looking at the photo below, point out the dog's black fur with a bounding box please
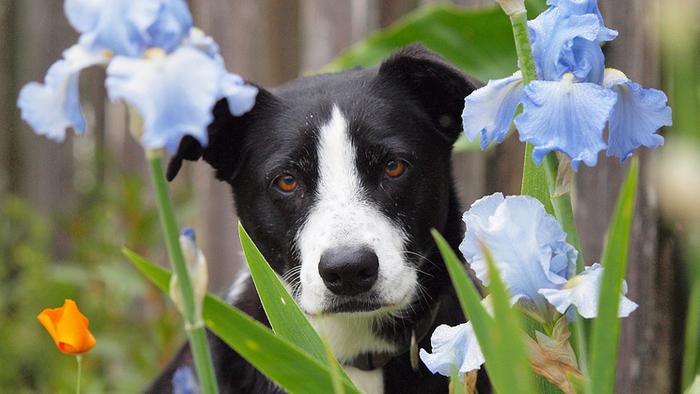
[148,45,486,393]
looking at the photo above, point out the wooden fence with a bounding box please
[0,0,681,392]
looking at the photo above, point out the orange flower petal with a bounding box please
[37,299,96,354]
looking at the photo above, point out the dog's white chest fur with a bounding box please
[344,366,384,394]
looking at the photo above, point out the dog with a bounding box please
[148,44,487,394]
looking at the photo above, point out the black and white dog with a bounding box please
[150,44,486,394]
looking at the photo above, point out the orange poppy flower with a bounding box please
[37,299,96,354]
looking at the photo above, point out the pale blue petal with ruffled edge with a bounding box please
[67,0,191,57]
[538,263,638,319]
[146,0,193,53]
[17,45,108,141]
[515,75,617,169]
[105,47,225,153]
[184,28,224,64]
[528,7,602,81]
[459,193,577,306]
[547,0,618,41]
[603,69,671,161]
[461,72,524,150]
[223,73,258,116]
[63,0,104,33]
[419,322,484,377]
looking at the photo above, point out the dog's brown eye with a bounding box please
[275,174,298,193]
[384,159,406,178]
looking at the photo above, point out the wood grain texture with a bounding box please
[577,1,681,392]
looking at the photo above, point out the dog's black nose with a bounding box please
[318,246,379,296]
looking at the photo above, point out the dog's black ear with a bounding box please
[166,88,276,182]
[377,44,481,144]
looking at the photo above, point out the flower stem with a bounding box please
[509,5,590,379]
[75,355,82,394]
[510,11,555,215]
[510,11,537,84]
[146,150,219,394]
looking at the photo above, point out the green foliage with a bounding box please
[589,158,639,394]
[124,248,361,394]
[0,172,184,393]
[432,230,536,394]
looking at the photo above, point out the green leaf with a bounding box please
[123,248,360,394]
[482,245,537,394]
[521,145,555,215]
[589,158,639,394]
[431,230,535,394]
[238,223,355,386]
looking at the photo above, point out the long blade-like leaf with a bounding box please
[123,248,360,394]
[589,158,639,394]
[482,245,536,394]
[432,229,533,394]
[238,223,355,386]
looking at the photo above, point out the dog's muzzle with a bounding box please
[318,246,379,296]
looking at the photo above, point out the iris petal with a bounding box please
[547,0,618,41]
[184,28,224,64]
[529,8,602,81]
[64,0,105,33]
[222,73,258,116]
[172,366,199,394]
[604,71,671,161]
[419,322,484,377]
[460,193,577,306]
[146,0,193,53]
[462,72,524,150]
[74,0,191,57]
[515,77,617,169]
[106,47,225,152]
[17,45,107,141]
[539,263,638,318]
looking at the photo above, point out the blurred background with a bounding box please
[1,0,698,392]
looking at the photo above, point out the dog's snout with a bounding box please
[318,246,379,296]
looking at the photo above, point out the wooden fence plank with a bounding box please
[577,1,680,392]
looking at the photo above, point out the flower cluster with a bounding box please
[462,0,672,169]
[420,193,637,376]
[18,0,257,153]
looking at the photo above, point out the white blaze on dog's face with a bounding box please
[295,106,417,315]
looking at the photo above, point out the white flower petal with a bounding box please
[460,194,577,307]
[106,47,225,152]
[539,263,638,318]
[17,45,107,141]
[419,322,484,377]
[462,72,524,149]
[515,76,617,169]
[603,69,671,161]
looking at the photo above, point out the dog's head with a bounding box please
[168,45,478,317]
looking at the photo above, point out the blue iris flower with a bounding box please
[172,366,200,394]
[64,0,192,57]
[459,193,637,318]
[18,0,257,152]
[421,193,637,376]
[462,0,671,169]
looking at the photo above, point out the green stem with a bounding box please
[75,355,82,394]
[509,6,590,380]
[510,11,554,214]
[146,150,219,394]
[510,11,537,84]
